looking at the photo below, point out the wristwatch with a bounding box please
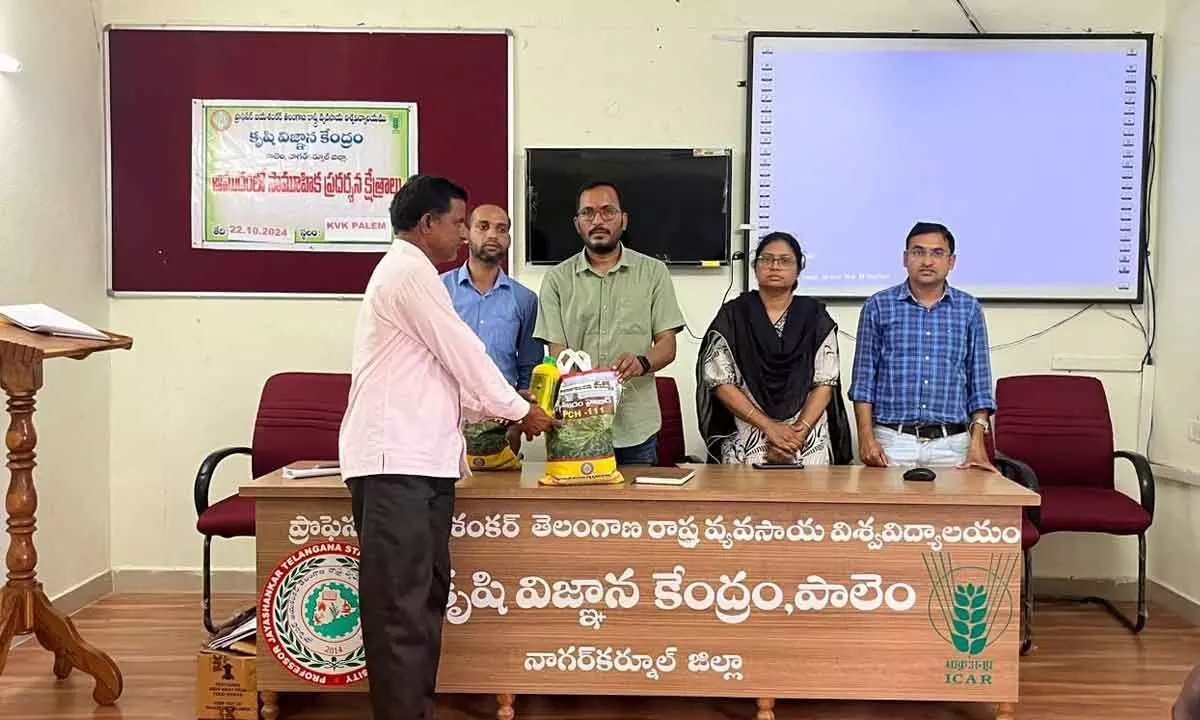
[970,418,991,434]
[637,355,651,375]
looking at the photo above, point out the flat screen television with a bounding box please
[524,148,733,266]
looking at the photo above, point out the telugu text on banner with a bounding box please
[190,99,418,252]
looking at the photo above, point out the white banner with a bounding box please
[190,99,418,252]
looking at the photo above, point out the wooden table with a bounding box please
[241,463,1039,720]
[0,321,131,704]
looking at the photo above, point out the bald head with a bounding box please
[469,204,507,226]
[467,204,511,264]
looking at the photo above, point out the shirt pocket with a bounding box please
[943,314,969,368]
[620,308,650,336]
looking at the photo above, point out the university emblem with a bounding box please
[259,542,367,686]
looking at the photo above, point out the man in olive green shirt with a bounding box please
[533,180,686,465]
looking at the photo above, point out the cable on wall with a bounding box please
[1138,75,1158,367]
[953,0,986,34]
[679,250,746,342]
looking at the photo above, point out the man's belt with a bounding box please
[879,422,967,439]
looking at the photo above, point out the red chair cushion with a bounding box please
[250,372,351,479]
[197,494,256,538]
[654,376,685,466]
[1037,486,1151,535]
[995,375,1115,490]
[1022,517,1040,549]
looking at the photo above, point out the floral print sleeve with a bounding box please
[812,328,839,386]
[700,331,741,389]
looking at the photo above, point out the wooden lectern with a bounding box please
[0,320,132,704]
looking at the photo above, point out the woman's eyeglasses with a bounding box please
[756,254,796,268]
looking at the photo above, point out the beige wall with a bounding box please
[0,0,111,599]
[1146,0,1200,605]
[92,0,1193,598]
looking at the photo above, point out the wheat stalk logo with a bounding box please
[923,552,1017,655]
[950,582,989,654]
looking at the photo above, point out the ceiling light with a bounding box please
[0,55,22,73]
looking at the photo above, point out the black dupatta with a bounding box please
[695,291,853,464]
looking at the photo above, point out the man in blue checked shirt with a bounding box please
[441,204,542,444]
[849,222,997,471]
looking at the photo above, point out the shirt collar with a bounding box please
[895,280,952,305]
[574,245,631,275]
[456,261,510,290]
[392,237,433,266]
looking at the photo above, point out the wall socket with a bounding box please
[1190,419,1200,444]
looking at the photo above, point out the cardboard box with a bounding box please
[196,649,257,720]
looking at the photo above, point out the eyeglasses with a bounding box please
[576,206,621,222]
[756,254,796,268]
[907,247,951,259]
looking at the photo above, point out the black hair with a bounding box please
[755,231,806,269]
[577,179,622,208]
[389,174,468,234]
[905,221,956,255]
[754,231,806,290]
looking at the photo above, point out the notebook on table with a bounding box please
[0,303,108,340]
[632,466,696,486]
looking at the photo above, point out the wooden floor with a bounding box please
[0,593,1195,719]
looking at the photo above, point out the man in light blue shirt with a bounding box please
[440,204,541,391]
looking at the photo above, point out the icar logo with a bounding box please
[922,552,1019,687]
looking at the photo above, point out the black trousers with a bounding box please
[347,474,456,720]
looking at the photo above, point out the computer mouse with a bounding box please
[903,467,936,482]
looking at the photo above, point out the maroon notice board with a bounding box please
[105,27,512,295]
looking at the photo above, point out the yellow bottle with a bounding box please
[528,356,561,415]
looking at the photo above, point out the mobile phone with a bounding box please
[752,462,804,470]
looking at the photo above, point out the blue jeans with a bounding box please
[615,435,658,466]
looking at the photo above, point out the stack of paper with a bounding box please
[0,304,108,340]
[206,607,256,654]
[282,463,340,479]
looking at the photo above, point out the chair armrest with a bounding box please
[994,451,1039,491]
[994,450,1041,526]
[194,446,252,516]
[1114,450,1156,519]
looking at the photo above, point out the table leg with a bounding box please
[260,690,280,720]
[0,588,19,674]
[756,697,776,720]
[996,702,1016,719]
[0,365,122,704]
[497,692,516,720]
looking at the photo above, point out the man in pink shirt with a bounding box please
[339,174,555,720]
